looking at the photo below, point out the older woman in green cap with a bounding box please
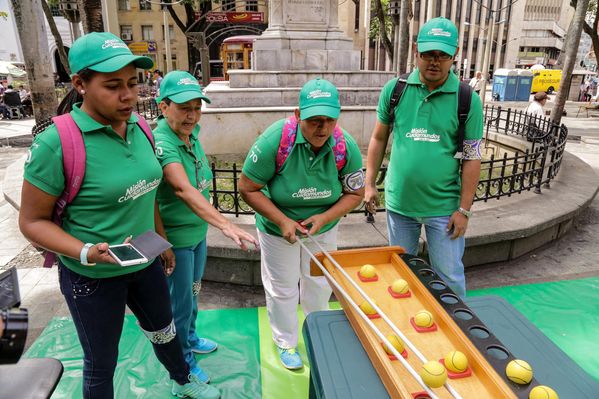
[239,78,365,370]
[154,70,258,382]
[19,33,219,399]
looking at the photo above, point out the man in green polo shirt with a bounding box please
[239,78,364,370]
[365,17,483,298]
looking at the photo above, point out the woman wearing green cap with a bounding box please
[153,70,258,382]
[19,32,219,399]
[239,78,365,370]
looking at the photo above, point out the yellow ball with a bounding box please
[383,334,405,355]
[506,359,533,384]
[391,278,409,294]
[419,360,447,388]
[529,385,559,399]
[359,300,377,315]
[444,350,468,373]
[359,264,377,278]
[414,310,434,328]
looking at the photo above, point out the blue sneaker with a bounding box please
[171,374,220,399]
[190,365,210,384]
[190,338,218,354]
[277,347,303,370]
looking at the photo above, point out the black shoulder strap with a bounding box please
[388,73,411,129]
[454,82,472,160]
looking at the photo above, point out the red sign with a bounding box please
[206,12,264,23]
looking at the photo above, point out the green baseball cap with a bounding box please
[417,17,459,57]
[69,32,154,75]
[299,78,341,120]
[156,70,211,104]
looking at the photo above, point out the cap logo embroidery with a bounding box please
[101,39,128,50]
[307,89,331,99]
[428,28,451,37]
[177,78,199,86]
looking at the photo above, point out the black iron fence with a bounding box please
[135,98,161,121]
[29,99,570,216]
[477,105,567,201]
[204,105,568,216]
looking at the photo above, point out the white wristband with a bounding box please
[80,243,96,266]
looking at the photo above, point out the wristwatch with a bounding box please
[457,207,473,218]
[80,243,96,266]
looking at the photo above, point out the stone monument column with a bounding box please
[252,0,362,70]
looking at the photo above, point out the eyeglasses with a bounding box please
[419,51,453,61]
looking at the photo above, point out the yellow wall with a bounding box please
[111,0,190,72]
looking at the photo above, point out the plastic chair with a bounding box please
[0,358,64,399]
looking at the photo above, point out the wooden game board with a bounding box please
[311,246,527,399]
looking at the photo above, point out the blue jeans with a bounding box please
[167,240,207,369]
[386,210,466,297]
[58,259,189,399]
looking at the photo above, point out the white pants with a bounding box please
[258,227,338,349]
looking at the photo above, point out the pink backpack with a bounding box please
[275,116,346,173]
[42,112,154,267]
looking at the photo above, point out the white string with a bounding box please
[297,239,441,399]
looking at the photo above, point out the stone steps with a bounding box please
[204,83,388,108]
[227,70,396,88]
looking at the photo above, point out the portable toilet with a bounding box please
[492,69,518,101]
[504,70,519,101]
[492,69,509,101]
[515,69,533,101]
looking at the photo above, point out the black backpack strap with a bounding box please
[454,82,472,160]
[388,73,411,129]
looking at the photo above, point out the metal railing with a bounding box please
[204,105,568,216]
[477,105,567,201]
[135,98,161,121]
[34,100,566,216]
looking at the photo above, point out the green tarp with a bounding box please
[25,278,599,398]
[26,308,261,398]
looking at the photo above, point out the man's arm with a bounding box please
[364,121,391,213]
[447,159,481,239]
[460,159,481,211]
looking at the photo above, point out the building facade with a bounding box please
[362,0,573,78]
[103,0,269,79]
[103,0,190,74]
[338,0,369,68]
[508,0,572,68]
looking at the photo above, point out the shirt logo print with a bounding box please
[405,128,440,143]
[118,178,161,203]
[291,187,332,200]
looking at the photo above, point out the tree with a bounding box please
[371,0,394,63]
[551,0,591,123]
[572,0,599,69]
[41,0,71,75]
[164,0,213,73]
[9,0,58,122]
[397,1,413,74]
[77,0,104,33]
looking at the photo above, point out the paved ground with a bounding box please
[2,103,599,351]
[0,146,29,265]
[466,139,599,288]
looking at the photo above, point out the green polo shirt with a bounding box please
[242,119,363,236]
[377,69,483,217]
[24,104,162,278]
[154,118,212,249]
